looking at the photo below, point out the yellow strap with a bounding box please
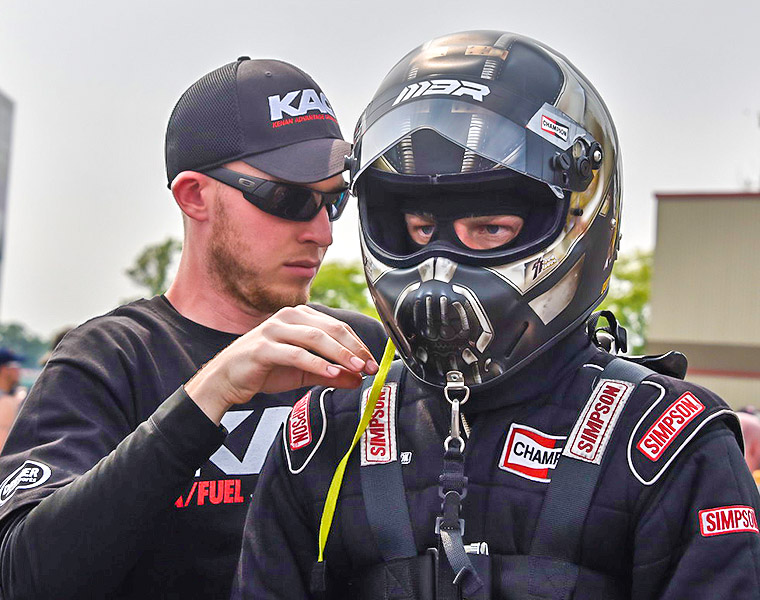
[317,338,397,562]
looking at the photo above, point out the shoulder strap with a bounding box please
[359,360,417,561]
[530,357,653,561]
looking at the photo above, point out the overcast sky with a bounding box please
[1,0,758,338]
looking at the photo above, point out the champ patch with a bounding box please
[360,383,398,466]
[499,423,565,483]
[564,378,634,464]
[636,392,705,461]
[0,460,51,505]
[699,506,759,537]
[289,391,312,451]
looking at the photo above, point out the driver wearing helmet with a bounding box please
[232,31,760,600]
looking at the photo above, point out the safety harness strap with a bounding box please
[360,361,418,561]
[436,434,485,600]
[311,339,397,595]
[530,357,652,562]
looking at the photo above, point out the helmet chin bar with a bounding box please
[395,277,495,385]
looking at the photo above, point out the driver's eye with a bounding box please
[404,213,437,245]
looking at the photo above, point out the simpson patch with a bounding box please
[700,506,759,537]
[289,391,313,451]
[563,378,634,465]
[284,388,329,474]
[636,392,705,461]
[628,382,736,486]
[360,383,398,466]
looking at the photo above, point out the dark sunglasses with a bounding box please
[203,167,349,222]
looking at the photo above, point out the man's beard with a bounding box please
[207,200,312,315]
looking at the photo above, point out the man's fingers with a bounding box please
[275,306,371,352]
[265,309,379,373]
[301,370,363,390]
[273,324,377,374]
[263,343,354,382]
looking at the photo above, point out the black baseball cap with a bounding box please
[165,57,351,186]
[0,348,23,367]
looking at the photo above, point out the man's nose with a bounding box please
[298,206,333,246]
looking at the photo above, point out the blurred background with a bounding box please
[0,0,758,403]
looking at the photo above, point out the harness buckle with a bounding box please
[435,516,465,536]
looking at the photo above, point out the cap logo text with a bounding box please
[392,79,491,106]
[700,506,759,537]
[268,89,336,121]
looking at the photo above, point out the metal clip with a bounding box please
[444,370,470,405]
[464,542,489,555]
[443,370,469,452]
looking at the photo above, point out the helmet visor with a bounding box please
[352,97,599,195]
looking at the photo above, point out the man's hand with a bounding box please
[184,305,380,424]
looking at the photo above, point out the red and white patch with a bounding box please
[540,114,569,142]
[636,392,705,461]
[699,506,759,537]
[289,391,312,451]
[564,379,634,464]
[360,383,398,466]
[499,423,565,483]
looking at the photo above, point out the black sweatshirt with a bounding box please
[0,296,387,599]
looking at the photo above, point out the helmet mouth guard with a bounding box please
[358,165,570,269]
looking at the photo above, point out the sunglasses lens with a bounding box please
[257,186,317,221]
[264,187,349,222]
[327,191,349,221]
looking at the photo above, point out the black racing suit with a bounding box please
[234,327,760,599]
[0,295,387,600]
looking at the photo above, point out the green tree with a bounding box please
[310,261,379,319]
[126,237,182,297]
[597,249,653,354]
[0,322,48,367]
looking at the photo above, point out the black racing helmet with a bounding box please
[352,30,622,390]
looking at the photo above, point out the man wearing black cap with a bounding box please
[0,58,386,599]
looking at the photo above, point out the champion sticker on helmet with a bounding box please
[541,115,569,142]
[499,423,565,483]
[0,460,52,505]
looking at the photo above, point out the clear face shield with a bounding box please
[351,97,602,197]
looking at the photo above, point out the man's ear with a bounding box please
[171,171,215,222]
